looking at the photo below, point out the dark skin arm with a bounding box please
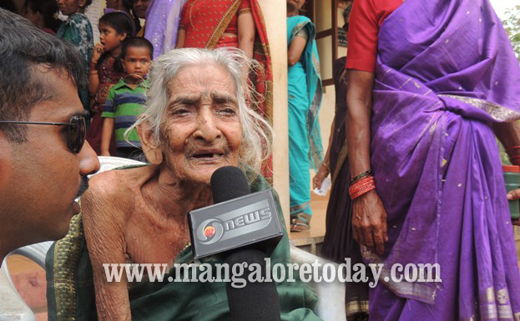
[312,119,334,189]
[345,69,388,254]
[494,122,520,225]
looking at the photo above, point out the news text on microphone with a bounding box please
[103,259,442,289]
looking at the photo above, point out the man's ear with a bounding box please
[137,121,163,165]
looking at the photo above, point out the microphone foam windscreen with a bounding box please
[211,166,251,204]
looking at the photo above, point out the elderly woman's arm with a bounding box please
[494,122,520,161]
[82,174,132,321]
[237,11,255,59]
[346,69,388,254]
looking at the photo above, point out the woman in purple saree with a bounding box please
[346,0,520,319]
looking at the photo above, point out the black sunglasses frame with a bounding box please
[0,115,86,154]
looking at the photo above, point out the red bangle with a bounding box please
[350,182,376,199]
[510,155,520,165]
[506,146,520,154]
[349,176,376,199]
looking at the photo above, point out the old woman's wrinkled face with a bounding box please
[161,64,243,184]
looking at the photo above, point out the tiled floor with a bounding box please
[289,191,329,240]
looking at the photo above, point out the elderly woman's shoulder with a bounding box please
[83,166,147,205]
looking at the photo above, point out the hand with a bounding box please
[507,189,520,225]
[352,190,388,254]
[92,43,105,65]
[312,164,329,190]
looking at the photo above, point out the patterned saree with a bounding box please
[364,0,520,319]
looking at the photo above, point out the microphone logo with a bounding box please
[197,219,225,245]
[189,190,284,259]
[204,226,215,238]
[195,202,272,245]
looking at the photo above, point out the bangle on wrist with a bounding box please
[350,169,373,186]
[506,146,520,154]
[349,176,376,199]
[506,146,520,160]
[509,154,520,165]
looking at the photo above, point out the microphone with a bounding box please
[187,166,283,321]
[188,166,284,259]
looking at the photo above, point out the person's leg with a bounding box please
[288,94,312,231]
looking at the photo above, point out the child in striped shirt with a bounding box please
[100,38,153,161]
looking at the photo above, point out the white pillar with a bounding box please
[257,0,290,231]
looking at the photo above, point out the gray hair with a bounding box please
[131,48,273,174]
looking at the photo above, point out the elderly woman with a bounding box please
[46,48,320,321]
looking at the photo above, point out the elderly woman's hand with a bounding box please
[507,189,520,226]
[352,190,388,254]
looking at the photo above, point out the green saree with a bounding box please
[46,168,321,321]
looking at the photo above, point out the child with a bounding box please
[100,38,152,161]
[22,0,62,35]
[86,11,133,155]
[56,0,93,112]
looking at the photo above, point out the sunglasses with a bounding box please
[0,115,86,154]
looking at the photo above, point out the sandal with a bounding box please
[290,213,311,232]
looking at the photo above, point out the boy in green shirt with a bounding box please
[101,38,152,161]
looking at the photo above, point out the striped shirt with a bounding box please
[102,79,148,148]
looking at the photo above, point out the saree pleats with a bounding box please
[365,0,520,319]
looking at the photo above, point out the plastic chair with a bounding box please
[290,246,347,320]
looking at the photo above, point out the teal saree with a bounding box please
[287,16,323,220]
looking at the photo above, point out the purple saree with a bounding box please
[366,0,520,319]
